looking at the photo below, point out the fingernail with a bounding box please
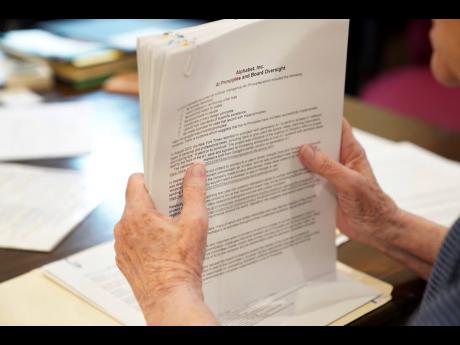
[300,144,314,161]
[192,159,206,165]
[191,162,206,177]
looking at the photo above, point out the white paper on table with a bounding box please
[335,233,349,246]
[0,101,92,161]
[352,127,399,154]
[351,129,460,228]
[1,29,105,60]
[0,163,102,251]
[373,143,460,228]
[0,88,43,107]
[43,241,381,326]
[43,242,147,326]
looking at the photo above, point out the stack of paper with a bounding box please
[138,19,355,319]
[0,101,92,161]
[0,163,102,251]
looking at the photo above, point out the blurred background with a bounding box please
[1,19,459,133]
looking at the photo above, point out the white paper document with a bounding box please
[335,233,349,247]
[138,19,351,317]
[0,101,92,161]
[43,241,382,326]
[351,128,460,229]
[0,163,102,251]
[352,127,400,154]
[0,87,43,107]
[368,142,460,228]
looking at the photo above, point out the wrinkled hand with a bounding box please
[114,162,217,325]
[298,119,400,245]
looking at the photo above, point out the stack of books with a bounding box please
[0,29,137,90]
[48,51,136,90]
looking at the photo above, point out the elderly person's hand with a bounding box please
[114,162,218,325]
[298,118,447,279]
[298,119,399,246]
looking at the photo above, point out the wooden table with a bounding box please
[1,91,459,325]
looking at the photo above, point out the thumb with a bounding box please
[180,161,208,224]
[298,144,354,189]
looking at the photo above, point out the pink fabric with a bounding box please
[360,66,460,132]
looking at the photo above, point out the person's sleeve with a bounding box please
[409,281,460,325]
[408,218,460,325]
